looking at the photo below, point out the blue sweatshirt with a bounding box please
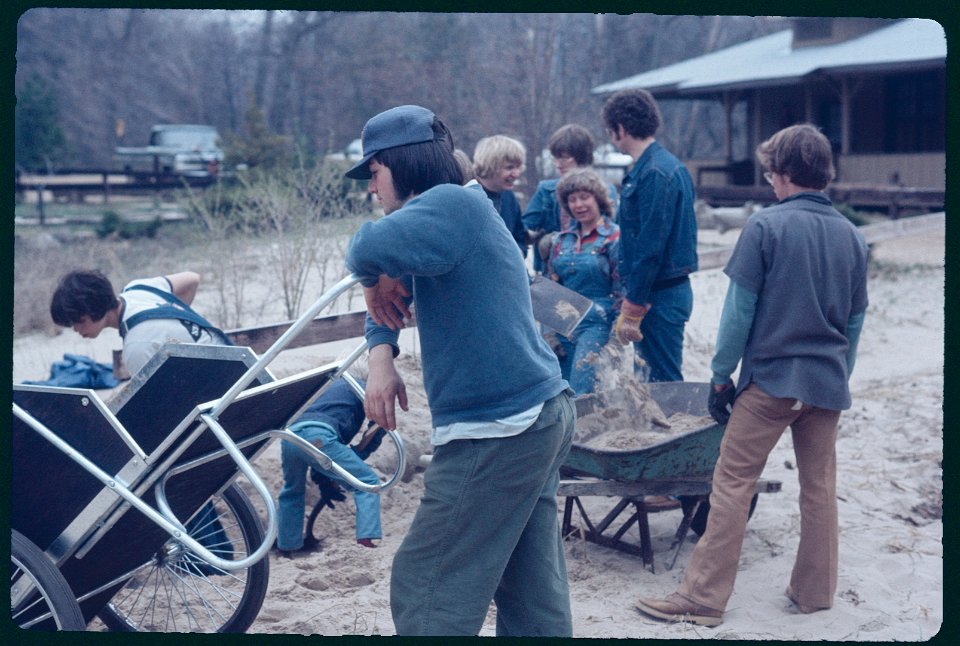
[346,182,567,427]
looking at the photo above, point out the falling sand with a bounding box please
[573,344,713,451]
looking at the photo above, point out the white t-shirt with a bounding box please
[431,402,544,447]
[120,276,216,377]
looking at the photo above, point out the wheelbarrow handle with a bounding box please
[278,340,407,494]
[209,274,363,419]
[278,426,406,494]
[150,411,278,572]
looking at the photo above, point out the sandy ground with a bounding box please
[11,227,944,639]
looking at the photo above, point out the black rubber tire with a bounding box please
[97,484,269,633]
[11,529,86,631]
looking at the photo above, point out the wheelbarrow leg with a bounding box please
[634,501,655,573]
[606,499,655,572]
[562,496,575,538]
[669,496,704,570]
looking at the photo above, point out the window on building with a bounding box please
[884,69,945,152]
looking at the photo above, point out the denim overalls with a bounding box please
[547,218,621,394]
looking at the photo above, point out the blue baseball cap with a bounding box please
[345,105,437,180]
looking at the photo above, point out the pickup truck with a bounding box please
[115,124,224,178]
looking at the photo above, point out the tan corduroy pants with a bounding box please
[677,384,841,612]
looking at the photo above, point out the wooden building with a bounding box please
[592,18,946,211]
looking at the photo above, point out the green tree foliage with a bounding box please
[15,75,67,171]
[222,102,294,173]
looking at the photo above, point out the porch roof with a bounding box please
[592,18,946,97]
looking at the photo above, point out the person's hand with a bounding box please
[364,345,408,430]
[363,275,411,330]
[707,381,736,425]
[543,330,566,359]
[614,299,649,344]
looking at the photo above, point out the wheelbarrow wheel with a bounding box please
[97,484,269,633]
[680,494,759,537]
[11,529,86,631]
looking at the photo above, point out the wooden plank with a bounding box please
[697,211,944,272]
[226,310,371,354]
[557,477,781,498]
[858,211,944,244]
[696,183,944,211]
[223,211,945,353]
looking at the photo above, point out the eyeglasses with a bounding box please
[763,171,775,185]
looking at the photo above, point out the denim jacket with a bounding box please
[616,141,698,305]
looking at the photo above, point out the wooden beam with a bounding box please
[226,310,372,354]
[698,211,944,272]
[222,214,944,353]
[557,477,782,498]
[857,211,944,245]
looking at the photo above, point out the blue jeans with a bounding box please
[277,422,382,550]
[390,390,575,636]
[634,280,693,383]
[558,318,610,395]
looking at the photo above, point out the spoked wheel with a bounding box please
[11,529,86,631]
[97,484,269,633]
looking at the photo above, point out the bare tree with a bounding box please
[16,10,786,171]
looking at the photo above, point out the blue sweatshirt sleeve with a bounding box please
[845,310,865,375]
[346,186,482,352]
[710,278,758,385]
[359,275,412,354]
[346,185,478,282]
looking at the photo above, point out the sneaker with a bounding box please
[785,586,827,614]
[357,538,378,548]
[636,593,723,627]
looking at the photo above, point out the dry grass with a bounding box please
[13,210,371,339]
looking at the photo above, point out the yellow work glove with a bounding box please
[614,299,649,344]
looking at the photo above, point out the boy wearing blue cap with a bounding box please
[345,105,575,637]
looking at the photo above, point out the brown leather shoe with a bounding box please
[636,592,723,627]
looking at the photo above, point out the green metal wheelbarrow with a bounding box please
[559,381,781,572]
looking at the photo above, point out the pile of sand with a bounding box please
[10,229,944,639]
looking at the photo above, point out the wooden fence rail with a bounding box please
[225,212,945,353]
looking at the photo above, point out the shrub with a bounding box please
[96,211,122,238]
[118,215,162,239]
[834,202,870,227]
[96,210,163,239]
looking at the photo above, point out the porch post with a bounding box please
[751,88,762,184]
[723,91,733,162]
[840,76,851,156]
